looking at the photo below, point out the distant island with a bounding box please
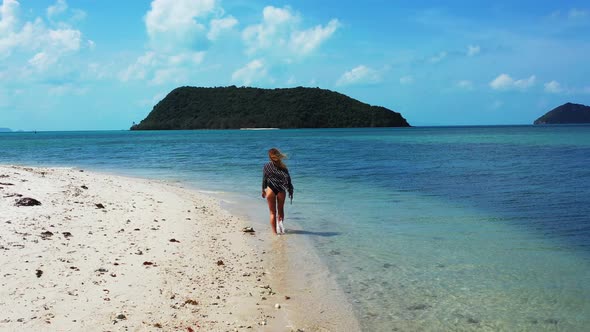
[131,86,410,130]
[0,128,12,132]
[534,103,590,125]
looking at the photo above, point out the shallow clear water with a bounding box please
[1,126,589,331]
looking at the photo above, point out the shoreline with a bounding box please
[0,165,360,331]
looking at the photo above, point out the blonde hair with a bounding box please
[268,148,287,169]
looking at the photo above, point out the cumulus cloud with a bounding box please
[47,0,67,19]
[145,0,216,52]
[119,50,205,84]
[207,16,237,40]
[467,45,480,56]
[231,59,268,86]
[399,75,414,85]
[490,73,536,90]
[123,0,239,84]
[243,6,340,58]
[0,0,19,35]
[0,0,87,75]
[544,80,563,93]
[289,19,340,56]
[336,65,381,86]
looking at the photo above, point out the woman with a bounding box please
[262,148,294,235]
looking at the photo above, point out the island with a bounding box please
[534,102,590,125]
[130,86,410,130]
[0,128,12,132]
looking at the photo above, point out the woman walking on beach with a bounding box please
[262,148,294,235]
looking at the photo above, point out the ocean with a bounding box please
[1,126,589,331]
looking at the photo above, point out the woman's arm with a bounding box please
[262,165,268,198]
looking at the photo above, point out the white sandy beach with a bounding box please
[0,165,360,331]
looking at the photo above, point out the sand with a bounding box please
[0,165,360,331]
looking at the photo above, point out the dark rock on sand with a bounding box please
[36,269,43,278]
[95,203,105,209]
[15,197,41,206]
[40,231,53,239]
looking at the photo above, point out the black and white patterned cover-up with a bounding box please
[262,161,294,201]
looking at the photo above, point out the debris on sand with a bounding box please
[242,227,255,233]
[95,203,105,209]
[40,231,54,240]
[15,197,41,206]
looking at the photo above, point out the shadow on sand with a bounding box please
[285,229,341,237]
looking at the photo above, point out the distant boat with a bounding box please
[239,128,280,130]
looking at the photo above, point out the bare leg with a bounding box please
[277,191,286,222]
[265,187,278,235]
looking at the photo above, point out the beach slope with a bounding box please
[0,165,285,331]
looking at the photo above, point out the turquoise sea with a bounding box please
[1,126,589,331]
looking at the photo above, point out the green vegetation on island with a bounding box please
[534,103,590,124]
[130,86,410,130]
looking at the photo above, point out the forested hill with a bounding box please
[130,86,410,130]
[533,102,590,125]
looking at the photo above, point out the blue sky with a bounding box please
[1,0,589,130]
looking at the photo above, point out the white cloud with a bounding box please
[429,51,447,63]
[47,0,67,19]
[123,0,240,84]
[207,16,237,40]
[467,45,480,56]
[0,0,20,35]
[231,59,268,86]
[0,0,87,78]
[48,28,81,52]
[28,51,55,70]
[490,73,536,90]
[243,6,339,58]
[145,0,217,52]
[457,80,473,89]
[289,19,340,56]
[243,6,298,54]
[120,51,204,84]
[544,80,563,93]
[400,75,414,85]
[336,65,381,86]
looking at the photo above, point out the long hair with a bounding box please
[268,148,287,169]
